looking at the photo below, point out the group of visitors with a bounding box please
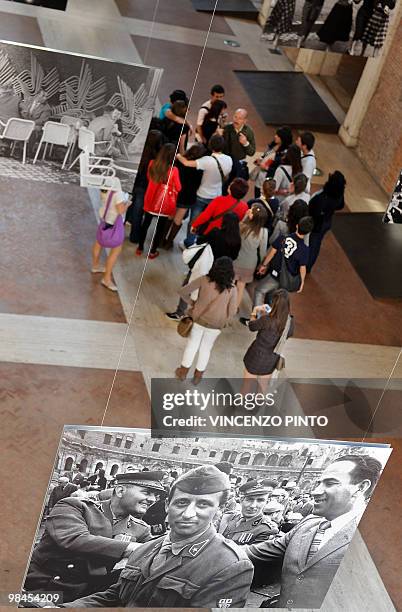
[91,83,346,382]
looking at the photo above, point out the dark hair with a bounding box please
[137,129,165,176]
[221,212,241,252]
[299,131,315,151]
[332,454,382,498]
[229,178,249,200]
[170,89,188,104]
[323,170,346,199]
[149,143,176,183]
[287,199,309,233]
[215,461,233,475]
[204,99,227,123]
[184,143,206,161]
[263,178,276,195]
[207,256,235,293]
[209,134,225,152]
[293,173,308,194]
[80,480,90,488]
[269,289,290,334]
[171,99,187,118]
[297,216,314,235]
[283,144,302,176]
[211,84,225,96]
[240,203,268,238]
[275,126,293,151]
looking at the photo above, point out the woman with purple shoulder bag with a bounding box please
[92,179,129,292]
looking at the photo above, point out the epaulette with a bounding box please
[127,515,148,528]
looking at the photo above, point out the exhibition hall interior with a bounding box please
[0,0,401,610]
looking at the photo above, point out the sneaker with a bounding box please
[165,312,182,321]
[101,280,118,292]
[240,317,250,327]
[91,266,106,273]
[135,247,143,256]
[149,251,160,260]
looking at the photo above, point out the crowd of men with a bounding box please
[23,452,382,609]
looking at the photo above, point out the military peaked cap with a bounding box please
[239,479,272,497]
[114,471,165,493]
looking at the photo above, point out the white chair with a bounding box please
[68,127,109,171]
[79,149,116,189]
[33,121,73,169]
[0,118,35,164]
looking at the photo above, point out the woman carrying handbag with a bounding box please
[175,257,238,384]
[136,143,181,259]
[92,179,128,292]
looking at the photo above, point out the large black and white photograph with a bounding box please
[22,426,391,609]
[383,169,402,223]
[261,0,396,56]
[5,0,68,10]
[0,41,162,190]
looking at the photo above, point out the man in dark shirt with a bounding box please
[254,216,313,306]
[223,108,255,188]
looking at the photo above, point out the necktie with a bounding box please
[151,541,173,572]
[307,520,332,560]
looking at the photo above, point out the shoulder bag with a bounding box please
[177,289,223,338]
[96,191,125,249]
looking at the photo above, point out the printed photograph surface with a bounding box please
[383,169,402,223]
[22,426,391,609]
[0,41,162,191]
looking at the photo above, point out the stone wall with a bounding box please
[357,19,402,195]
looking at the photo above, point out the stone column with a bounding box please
[295,49,342,76]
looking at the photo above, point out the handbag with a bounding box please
[96,191,125,249]
[152,181,178,217]
[177,290,225,338]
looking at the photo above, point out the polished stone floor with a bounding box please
[0,1,401,610]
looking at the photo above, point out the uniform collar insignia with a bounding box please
[188,539,210,557]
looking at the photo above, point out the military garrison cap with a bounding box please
[239,479,272,497]
[175,465,230,495]
[114,471,165,493]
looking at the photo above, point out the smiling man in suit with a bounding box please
[245,454,382,609]
[63,465,254,608]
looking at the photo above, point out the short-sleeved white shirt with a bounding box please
[196,99,212,127]
[196,153,233,199]
[99,190,127,225]
[301,150,316,193]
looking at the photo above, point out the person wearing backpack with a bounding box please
[296,131,316,193]
[176,134,232,246]
[165,241,214,322]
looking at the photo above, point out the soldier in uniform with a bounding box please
[217,480,278,545]
[62,465,254,608]
[24,472,165,602]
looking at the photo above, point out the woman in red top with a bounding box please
[137,143,181,259]
[191,178,249,237]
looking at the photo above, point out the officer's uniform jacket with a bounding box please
[63,525,254,608]
[24,497,152,602]
[246,515,359,609]
[218,511,278,544]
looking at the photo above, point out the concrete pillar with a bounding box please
[295,49,342,76]
[339,2,402,147]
